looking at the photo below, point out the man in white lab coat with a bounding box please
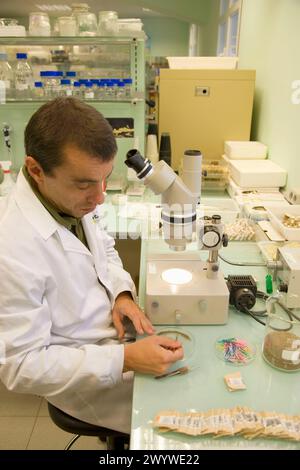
[0,98,183,434]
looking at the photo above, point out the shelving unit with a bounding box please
[0,36,145,179]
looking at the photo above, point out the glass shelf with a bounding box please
[2,98,144,104]
[0,35,145,46]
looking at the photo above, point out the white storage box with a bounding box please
[267,206,300,241]
[227,177,282,197]
[166,56,238,70]
[224,141,267,159]
[226,159,287,188]
[197,197,240,223]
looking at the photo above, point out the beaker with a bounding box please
[262,293,300,372]
[57,16,77,36]
[98,11,118,36]
[29,12,51,36]
[77,12,97,36]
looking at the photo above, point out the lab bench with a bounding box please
[130,240,300,450]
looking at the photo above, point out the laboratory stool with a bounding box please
[47,402,129,450]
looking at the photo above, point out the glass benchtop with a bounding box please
[131,240,300,450]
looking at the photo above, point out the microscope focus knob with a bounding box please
[222,233,229,247]
[202,226,221,248]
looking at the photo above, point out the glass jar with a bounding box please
[98,11,118,36]
[0,18,18,27]
[76,12,97,36]
[57,16,77,36]
[262,293,300,372]
[29,12,51,36]
[71,3,97,36]
[34,81,44,99]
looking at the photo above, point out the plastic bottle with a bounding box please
[0,160,15,196]
[14,53,33,100]
[0,52,13,100]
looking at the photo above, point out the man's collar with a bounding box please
[22,165,80,231]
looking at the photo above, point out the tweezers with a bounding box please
[155,366,189,380]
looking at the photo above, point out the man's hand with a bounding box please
[123,335,184,376]
[112,291,155,339]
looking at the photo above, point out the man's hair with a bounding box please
[25,97,117,174]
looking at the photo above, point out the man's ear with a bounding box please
[25,156,45,185]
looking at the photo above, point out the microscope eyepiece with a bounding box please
[125,149,153,179]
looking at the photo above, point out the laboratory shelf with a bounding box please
[0,35,146,46]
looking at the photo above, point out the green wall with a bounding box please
[143,17,189,57]
[138,0,210,23]
[238,0,300,192]
[201,0,220,56]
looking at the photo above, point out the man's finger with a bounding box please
[163,346,184,363]
[140,315,155,335]
[157,335,182,350]
[112,312,125,339]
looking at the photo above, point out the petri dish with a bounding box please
[215,336,256,366]
[156,327,195,371]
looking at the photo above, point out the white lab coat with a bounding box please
[0,171,136,433]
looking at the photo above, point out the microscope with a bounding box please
[125,149,229,325]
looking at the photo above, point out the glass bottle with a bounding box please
[263,293,300,372]
[72,81,82,98]
[40,71,63,98]
[14,53,33,100]
[0,52,13,100]
[84,81,94,99]
[33,81,44,99]
[59,79,73,96]
[116,80,126,100]
[65,71,76,84]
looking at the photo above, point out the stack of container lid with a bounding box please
[223,141,289,220]
[223,141,287,192]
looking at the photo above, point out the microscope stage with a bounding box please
[145,255,229,325]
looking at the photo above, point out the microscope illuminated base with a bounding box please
[145,254,229,325]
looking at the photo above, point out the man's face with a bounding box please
[28,144,114,218]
